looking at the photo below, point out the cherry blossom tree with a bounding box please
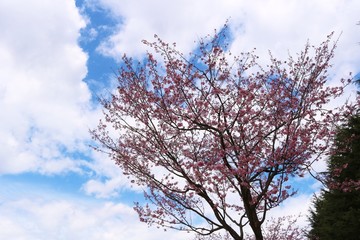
[91,27,358,239]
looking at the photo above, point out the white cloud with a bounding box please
[82,176,142,198]
[267,193,314,228]
[81,149,144,198]
[0,0,99,174]
[90,0,243,59]
[228,0,360,86]
[0,184,193,240]
[90,0,360,75]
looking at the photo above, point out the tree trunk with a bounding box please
[250,221,263,240]
[241,186,264,240]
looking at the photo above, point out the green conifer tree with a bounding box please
[308,81,360,239]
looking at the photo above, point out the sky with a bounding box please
[0,0,359,239]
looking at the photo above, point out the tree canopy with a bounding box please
[92,28,358,240]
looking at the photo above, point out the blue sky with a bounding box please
[0,0,359,239]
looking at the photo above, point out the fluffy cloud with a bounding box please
[90,0,360,73]
[0,178,313,239]
[0,0,96,174]
[88,0,242,59]
[0,185,192,240]
[228,0,360,83]
[267,193,314,227]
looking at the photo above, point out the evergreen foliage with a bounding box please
[308,82,360,240]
